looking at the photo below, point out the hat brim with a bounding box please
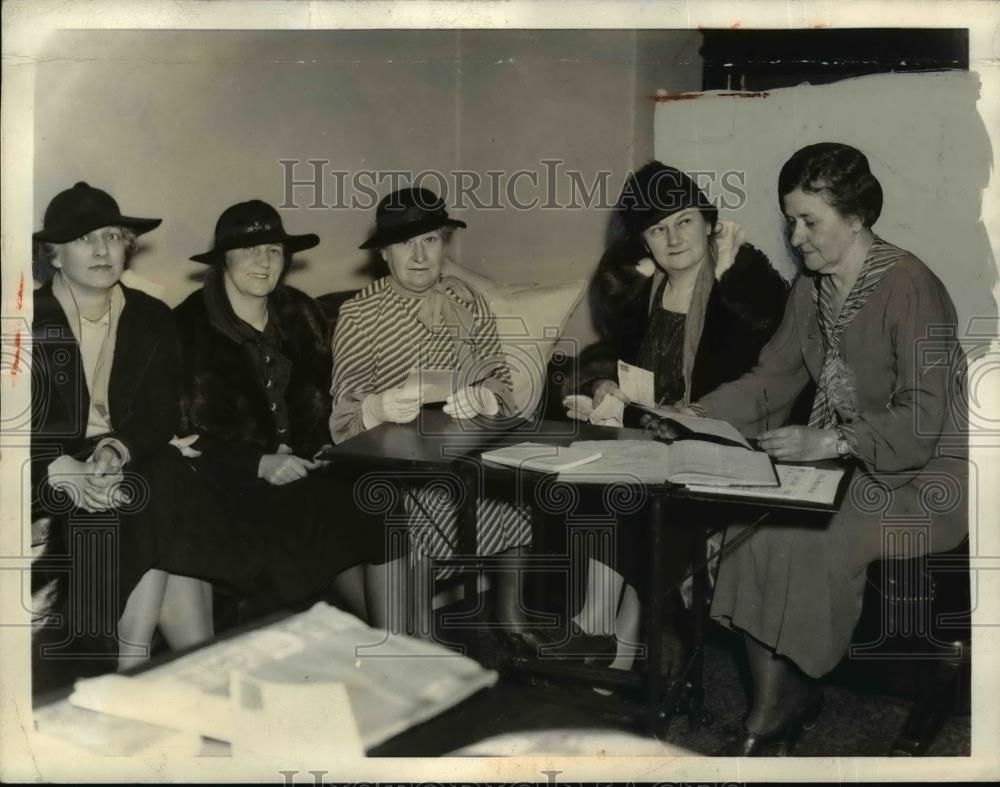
[359,216,466,250]
[33,215,162,244]
[190,230,320,265]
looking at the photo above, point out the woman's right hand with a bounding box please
[258,450,322,486]
[592,379,630,408]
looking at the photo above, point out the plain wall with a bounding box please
[33,29,703,349]
[654,71,997,336]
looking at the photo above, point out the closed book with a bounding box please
[481,443,602,473]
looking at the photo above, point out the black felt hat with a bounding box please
[190,200,319,264]
[359,187,467,250]
[33,182,161,243]
[619,161,716,238]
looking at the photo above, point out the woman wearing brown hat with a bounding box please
[557,162,789,676]
[174,200,395,625]
[330,187,533,642]
[31,182,225,672]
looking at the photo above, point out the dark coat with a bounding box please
[173,275,333,493]
[173,276,385,604]
[572,239,790,404]
[30,282,180,514]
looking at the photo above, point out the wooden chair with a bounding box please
[850,536,971,755]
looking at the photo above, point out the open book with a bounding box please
[632,408,752,449]
[481,442,603,473]
[557,439,778,487]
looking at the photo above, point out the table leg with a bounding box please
[687,524,711,728]
[645,495,665,734]
[455,460,482,647]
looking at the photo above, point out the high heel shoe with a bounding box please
[716,691,824,757]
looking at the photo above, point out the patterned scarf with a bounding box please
[808,236,905,428]
[647,242,718,406]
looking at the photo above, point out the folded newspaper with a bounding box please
[37,602,497,756]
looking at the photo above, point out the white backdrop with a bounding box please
[655,71,997,336]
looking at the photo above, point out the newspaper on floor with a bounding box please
[36,602,497,756]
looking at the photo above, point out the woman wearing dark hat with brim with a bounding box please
[31,182,225,672]
[330,187,534,641]
[174,199,395,626]
[555,162,789,677]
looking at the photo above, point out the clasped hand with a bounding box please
[757,426,838,462]
[52,445,129,512]
[258,444,327,486]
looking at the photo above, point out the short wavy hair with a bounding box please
[32,226,139,284]
[778,142,884,228]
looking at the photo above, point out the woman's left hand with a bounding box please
[444,386,500,420]
[757,426,838,462]
[713,221,747,280]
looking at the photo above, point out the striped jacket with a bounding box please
[329,275,513,443]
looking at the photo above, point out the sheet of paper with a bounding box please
[403,368,457,403]
[686,464,844,505]
[617,360,655,407]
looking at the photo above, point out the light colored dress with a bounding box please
[330,275,532,574]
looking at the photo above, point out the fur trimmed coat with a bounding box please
[571,238,790,404]
[173,272,387,604]
[174,273,333,492]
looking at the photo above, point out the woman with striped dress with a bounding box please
[330,187,533,641]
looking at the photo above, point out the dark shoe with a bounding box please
[514,621,616,660]
[716,691,824,757]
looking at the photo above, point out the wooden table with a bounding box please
[322,408,854,734]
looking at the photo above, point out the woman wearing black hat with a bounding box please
[330,187,533,640]
[31,182,224,671]
[559,162,789,675]
[174,200,394,624]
